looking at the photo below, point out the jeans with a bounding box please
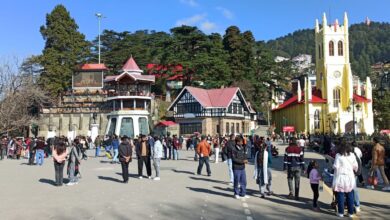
[311,183,319,208]
[112,149,119,162]
[95,145,100,157]
[197,157,211,175]
[153,158,161,177]
[354,176,360,207]
[121,161,130,182]
[369,165,390,186]
[234,169,247,196]
[337,191,354,215]
[138,156,152,177]
[168,146,172,159]
[0,148,5,160]
[173,149,178,160]
[54,161,65,186]
[227,158,234,183]
[69,162,78,183]
[36,150,45,166]
[194,150,198,161]
[287,166,301,197]
[163,147,167,159]
[29,150,35,165]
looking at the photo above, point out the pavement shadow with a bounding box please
[189,176,228,184]
[39,178,57,186]
[186,187,233,198]
[98,176,123,183]
[172,169,195,175]
[114,172,140,178]
[100,160,114,164]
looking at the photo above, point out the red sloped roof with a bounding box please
[122,57,141,71]
[353,94,371,103]
[185,87,240,108]
[80,63,108,70]
[156,121,177,127]
[272,91,327,111]
[104,73,155,83]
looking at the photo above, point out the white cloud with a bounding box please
[216,6,234,20]
[200,21,218,32]
[176,14,206,26]
[180,0,198,7]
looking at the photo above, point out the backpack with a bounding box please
[353,152,362,176]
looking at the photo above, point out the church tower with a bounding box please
[315,12,353,114]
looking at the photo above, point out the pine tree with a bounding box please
[38,4,90,95]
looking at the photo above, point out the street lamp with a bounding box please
[347,98,361,142]
[95,13,105,64]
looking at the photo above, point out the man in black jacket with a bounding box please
[119,136,132,183]
[230,136,249,199]
[136,135,152,179]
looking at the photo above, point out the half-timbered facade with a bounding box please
[168,86,257,136]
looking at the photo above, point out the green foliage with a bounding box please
[37,4,90,95]
[373,90,390,130]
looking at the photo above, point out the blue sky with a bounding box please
[1,0,389,59]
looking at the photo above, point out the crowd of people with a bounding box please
[1,131,389,218]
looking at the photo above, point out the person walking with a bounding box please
[367,137,390,191]
[231,136,249,199]
[1,136,7,160]
[214,136,220,163]
[112,135,120,164]
[35,137,46,166]
[223,134,236,185]
[94,135,102,158]
[152,136,163,180]
[254,141,268,198]
[172,135,180,160]
[283,137,305,200]
[52,142,67,187]
[28,138,37,165]
[196,135,211,176]
[308,160,321,211]
[332,140,358,218]
[136,135,152,179]
[193,135,200,161]
[119,136,132,183]
[66,139,83,186]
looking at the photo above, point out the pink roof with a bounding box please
[186,86,240,108]
[122,57,141,71]
[80,63,108,71]
[353,94,371,103]
[272,89,327,111]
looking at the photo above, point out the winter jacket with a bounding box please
[119,141,132,162]
[230,144,247,170]
[196,140,211,157]
[283,143,305,170]
[153,140,163,159]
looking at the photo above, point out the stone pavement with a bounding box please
[0,142,389,220]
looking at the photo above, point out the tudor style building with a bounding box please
[168,86,257,136]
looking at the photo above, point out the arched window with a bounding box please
[333,88,340,108]
[314,110,320,130]
[329,41,334,56]
[338,41,343,56]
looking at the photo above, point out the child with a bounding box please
[309,160,322,211]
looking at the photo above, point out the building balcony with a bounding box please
[107,90,152,100]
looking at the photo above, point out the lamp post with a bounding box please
[347,98,361,142]
[95,13,105,64]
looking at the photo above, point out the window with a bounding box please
[180,123,202,134]
[236,123,240,134]
[314,110,320,130]
[318,44,322,59]
[228,104,233,113]
[231,123,235,134]
[107,118,117,135]
[138,117,148,136]
[329,41,334,56]
[333,88,340,108]
[177,103,201,114]
[120,118,134,138]
[136,100,145,109]
[226,122,230,134]
[338,41,343,56]
[123,100,133,109]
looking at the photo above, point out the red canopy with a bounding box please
[156,121,177,127]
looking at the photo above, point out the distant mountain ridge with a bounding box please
[265,22,390,79]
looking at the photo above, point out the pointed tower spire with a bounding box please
[315,19,320,33]
[323,13,327,27]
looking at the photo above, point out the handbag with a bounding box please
[367,175,378,186]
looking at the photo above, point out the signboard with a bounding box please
[283,126,295,132]
[72,71,103,89]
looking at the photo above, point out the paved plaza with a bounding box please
[0,142,389,220]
